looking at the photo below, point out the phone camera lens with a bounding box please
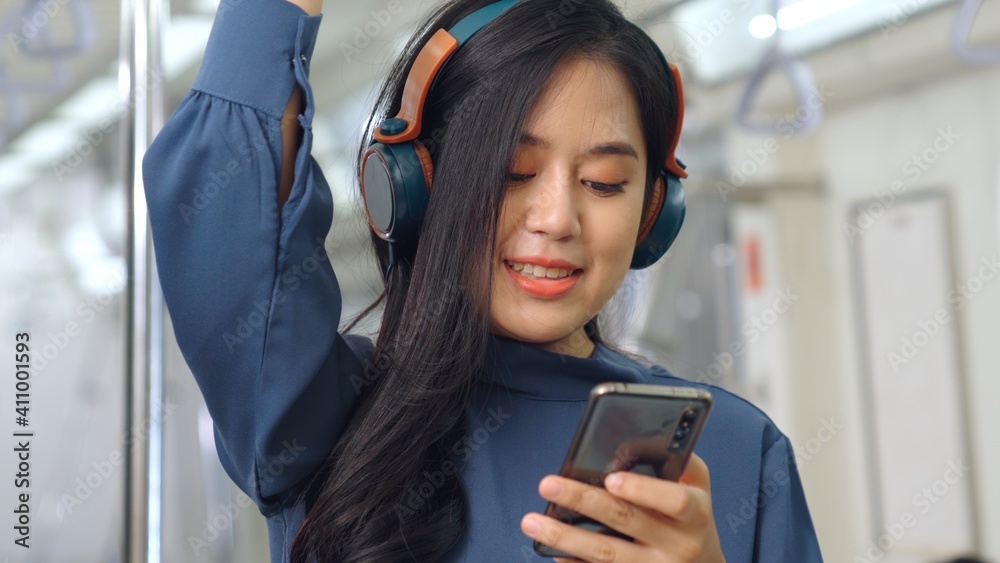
[674,429,686,440]
[682,409,697,422]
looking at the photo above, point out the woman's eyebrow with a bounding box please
[517,132,639,160]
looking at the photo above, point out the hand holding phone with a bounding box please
[532,382,713,558]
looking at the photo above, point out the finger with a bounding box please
[537,475,661,543]
[521,511,652,563]
[603,470,710,525]
[678,452,711,491]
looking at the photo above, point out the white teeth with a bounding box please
[506,261,575,280]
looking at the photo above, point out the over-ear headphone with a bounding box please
[359,0,688,282]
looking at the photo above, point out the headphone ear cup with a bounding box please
[630,171,686,270]
[360,141,431,245]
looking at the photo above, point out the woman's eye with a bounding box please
[505,173,534,185]
[504,173,626,194]
[586,181,626,195]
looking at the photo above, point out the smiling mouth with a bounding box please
[501,260,583,299]
[503,260,582,280]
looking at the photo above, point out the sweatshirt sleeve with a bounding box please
[141,0,368,514]
[753,435,825,561]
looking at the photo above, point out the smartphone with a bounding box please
[533,382,713,558]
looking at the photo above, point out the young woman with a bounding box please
[142,0,823,561]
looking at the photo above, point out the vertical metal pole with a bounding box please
[146,0,166,560]
[122,0,165,556]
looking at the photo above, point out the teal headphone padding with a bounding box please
[629,166,687,270]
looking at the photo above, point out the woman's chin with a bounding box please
[488,322,591,356]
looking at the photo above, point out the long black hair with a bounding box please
[290,0,679,560]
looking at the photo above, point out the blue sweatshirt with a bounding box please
[141,0,824,561]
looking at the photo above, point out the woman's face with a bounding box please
[488,56,648,358]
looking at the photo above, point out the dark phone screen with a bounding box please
[566,395,703,486]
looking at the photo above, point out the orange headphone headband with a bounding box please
[374,31,687,183]
[374,29,458,145]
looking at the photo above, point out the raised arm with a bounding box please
[142,0,369,512]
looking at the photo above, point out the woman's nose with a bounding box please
[522,174,582,241]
